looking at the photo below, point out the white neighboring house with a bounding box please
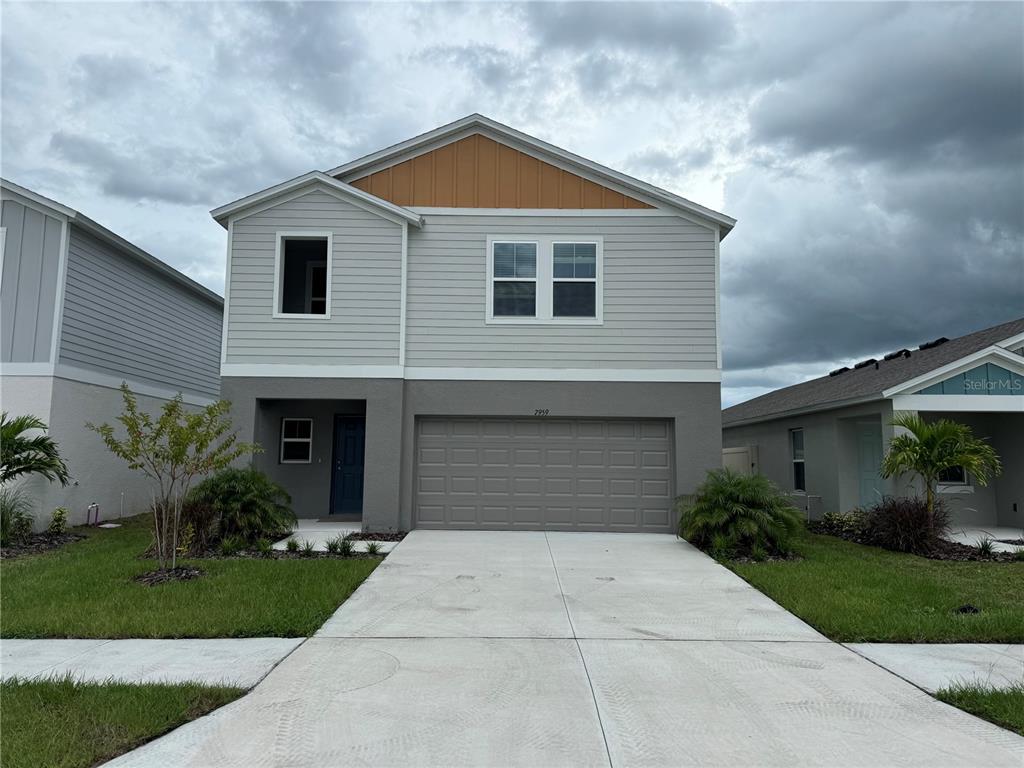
[0,179,223,527]
[723,317,1024,529]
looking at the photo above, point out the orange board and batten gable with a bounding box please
[347,134,653,209]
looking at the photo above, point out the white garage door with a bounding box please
[414,417,675,531]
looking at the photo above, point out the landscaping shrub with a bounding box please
[47,507,68,535]
[285,538,299,553]
[815,509,867,540]
[185,468,295,548]
[218,535,245,556]
[678,469,803,559]
[860,496,950,554]
[1,487,34,547]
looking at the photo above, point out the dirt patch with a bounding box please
[134,566,203,586]
[0,532,86,559]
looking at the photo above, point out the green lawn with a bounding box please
[937,682,1024,736]
[0,677,242,768]
[729,534,1024,643]
[0,516,380,638]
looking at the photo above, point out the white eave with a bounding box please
[210,171,423,229]
[1,177,223,308]
[326,114,736,238]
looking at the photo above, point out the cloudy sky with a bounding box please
[3,1,1022,406]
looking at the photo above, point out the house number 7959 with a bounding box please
[534,409,550,417]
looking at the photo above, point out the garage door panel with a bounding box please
[415,417,673,532]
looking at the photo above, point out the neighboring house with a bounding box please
[213,114,735,532]
[722,317,1024,528]
[0,179,223,526]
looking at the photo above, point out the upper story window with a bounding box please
[486,236,603,325]
[275,232,332,318]
[790,428,806,491]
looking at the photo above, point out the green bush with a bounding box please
[47,507,69,535]
[678,469,803,559]
[285,538,299,553]
[1,487,34,547]
[860,496,950,554]
[185,468,294,547]
[218,535,245,556]
[816,509,867,540]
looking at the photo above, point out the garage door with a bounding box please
[414,418,674,531]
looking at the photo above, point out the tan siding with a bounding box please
[405,214,717,369]
[226,190,403,366]
[349,134,654,209]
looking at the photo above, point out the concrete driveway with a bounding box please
[108,532,1023,767]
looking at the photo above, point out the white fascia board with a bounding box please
[220,363,720,383]
[0,178,75,220]
[890,394,1024,413]
[211,171,422,229]
[995,329,1024,350]
[326,114,736,236]
[882,346,1024,398]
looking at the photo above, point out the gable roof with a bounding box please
[1,178,222,308]
[722,316,1024,427]
[210,171,423,228]
[328,114,736,236]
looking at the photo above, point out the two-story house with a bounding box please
[1,179,223,526]
[213,115,735,532]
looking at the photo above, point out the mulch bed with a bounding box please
[134,566,203,586]
[731,553,803,564]
[997,538,1024,546]
[194,549,384,561]
[0,532,86,559]
[808,523,1020,562]
[346,531,407,542]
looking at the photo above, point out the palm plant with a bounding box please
[0,412,70,486]
[881,414,1001,523]
[678,469,803,558]
[186,467,295,544]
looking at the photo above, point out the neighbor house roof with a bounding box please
[1,178,223,308]
[328,113,736,237]
[210,171,423,229]
[723,316,1024,427]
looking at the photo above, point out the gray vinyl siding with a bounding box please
[226,189,403,366]
[58,225,222,398]
[406,214,717,368]
[1,199,64,362]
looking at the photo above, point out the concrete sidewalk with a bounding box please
[105,531,1023,767]
[848,643,1024,693]
[0,638,302,687]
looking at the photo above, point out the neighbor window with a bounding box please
[938,466,968,485]
[280,418,313,463]
[487,236,602,323]
[790,428,806,491]
[492,241,537,317]
[276,233,331,316]
[553,242,597,317]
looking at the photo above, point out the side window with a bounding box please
[280,418,313,463]
[938,466,968,485]
[492,241,537,317]
[790,428,806,491]
[277,234,331,317]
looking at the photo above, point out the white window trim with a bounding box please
[485,235,604,325]
[280,418,313,464]
[273,231,334,320]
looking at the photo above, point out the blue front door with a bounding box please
[332,416,365,515]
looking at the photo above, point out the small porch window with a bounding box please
[938,466,968,485]
[280,418,313,463]
[275,233,332,317]
[790,428,806,491]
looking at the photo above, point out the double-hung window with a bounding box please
[280,418,313,463]
[790,428,806,492]
[487,236,603,323]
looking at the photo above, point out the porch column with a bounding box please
[362,380,404,531]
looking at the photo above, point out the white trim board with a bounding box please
[890,394,1024,413]
[409,207,681,217]
[271,231,334,320]
[1,363,217,406]
[47,217,71,365]
[220,363,721,383]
